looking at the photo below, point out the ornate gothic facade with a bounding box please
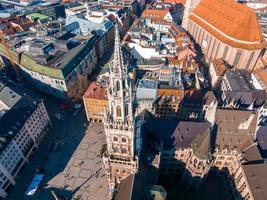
[103,24,138,193]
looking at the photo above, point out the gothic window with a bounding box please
[113,136,118,142]
[122,80,125,89]
[125,104,128,117]
[122,147,127,154]
[116,105,122,117]
[116,81,120,91]
[114,146,119,153]
[121,137,127,143]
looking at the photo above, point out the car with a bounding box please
[73,108,81,116]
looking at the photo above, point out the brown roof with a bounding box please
[242,163,267,200]
[190,0,266,50]
[242,143,263,163]
[83,81,108,100]
[215,109,258,151]
[172,121,211,150]
[157,88,184,97]
[115,174,134,200]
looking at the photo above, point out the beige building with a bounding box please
[187,0,266,71]
[0,81,51,198]
[83,81,108,123]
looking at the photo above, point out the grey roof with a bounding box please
[225,70,254,91]
[215,109,257,151]
[256,126,267,158]
[241,143,263,163]
[256,126,267,150]
[0,79,41,153]
[172,121,211,150]
[223,90,266,108]
[242,163,267,200]
[0,85,22,108]
[145,119,178,149]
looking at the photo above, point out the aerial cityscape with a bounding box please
[0,0,267,199]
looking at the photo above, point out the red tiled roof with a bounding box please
[190,0,266,50]
[83,81,108,100]
[142,9,169,20]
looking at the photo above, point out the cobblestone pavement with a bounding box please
[46,123,110,200]
[6,94,109,200]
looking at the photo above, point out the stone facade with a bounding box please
[103,24,138,193]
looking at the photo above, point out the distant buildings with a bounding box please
[0,79,51,198]
[0,31,98,98]
[83,81,108,123]
[187,0,266,71]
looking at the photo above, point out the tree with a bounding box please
[99,144,107,157]
[67,73,89,101]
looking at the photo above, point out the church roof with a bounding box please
[190,0,266,49]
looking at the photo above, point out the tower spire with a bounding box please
[112,23,126,77]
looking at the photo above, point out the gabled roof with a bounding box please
[172,121,211,150]
[142,9,169,20]
[191,126,212,160]
[242,163,267,200]
[190,0,266,49]
[215,109,258,151]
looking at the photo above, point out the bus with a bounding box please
[25,174,44,197]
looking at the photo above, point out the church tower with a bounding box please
[103,23,137,193]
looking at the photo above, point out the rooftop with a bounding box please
[83,81,108,100]
[26,12,49,21]
[0,78,40,153]
[225,69,254,91]
[215,109,257,151]
[172,121,211,151]
[242,163,267,200]
[142,9,169,20]
[137,79,158,89]
[190,0,267,49]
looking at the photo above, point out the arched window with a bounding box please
[121,137,127,143]
[125,104,128,117]
[114,146,119,153]
[116,81,120,91]
[122,147,127,154]
[116,105,122,117]
[113,136,118,142]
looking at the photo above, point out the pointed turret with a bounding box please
[111,23,126,78]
